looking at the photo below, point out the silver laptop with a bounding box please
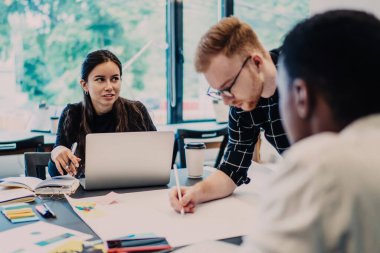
[80,131,174,190]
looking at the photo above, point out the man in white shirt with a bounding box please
[240,9,380,253]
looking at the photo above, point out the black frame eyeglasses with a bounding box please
[207,56,251,100]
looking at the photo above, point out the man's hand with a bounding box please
[169,185,202,213]
[168,170,237,213]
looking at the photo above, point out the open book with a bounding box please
[0,175,80,195]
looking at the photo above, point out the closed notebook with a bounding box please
[0,187,36,205]
[0,175,79,195]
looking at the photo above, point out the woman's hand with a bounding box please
[51,145,81,176]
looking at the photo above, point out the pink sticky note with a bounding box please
[97,191,120,205]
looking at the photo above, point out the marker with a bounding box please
[173,164,185,216]
[35,204,56,218]
[107,244,171,253]
[44,203,56,217]
[65,142,78,175]
[107,237,167,248]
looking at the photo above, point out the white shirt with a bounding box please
[240,114,380,253]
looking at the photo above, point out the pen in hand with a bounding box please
[66,142,78,176]
[173,164,185,216]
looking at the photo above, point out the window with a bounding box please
[0,0,167,125]
[235,0,309,50]
[0,0,310,129]
[182,0,219,121]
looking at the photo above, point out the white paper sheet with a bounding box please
[67,189,256,247]
[174,240,240,253]
[0,221,93,253]
[67,162,277,247]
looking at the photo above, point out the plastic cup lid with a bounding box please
[185,142,206,149]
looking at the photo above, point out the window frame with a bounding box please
[166,0,232,124]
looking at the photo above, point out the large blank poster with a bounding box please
[67,188,259,247]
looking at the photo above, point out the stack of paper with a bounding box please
[0,187,36,205]
[0,221,93,253]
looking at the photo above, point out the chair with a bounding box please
[175,127,229,169]
[0,135,45,156]
[24,152,50,180]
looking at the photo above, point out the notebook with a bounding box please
[81,131,175,190]
[0,175,79,195]
[0,187,36,205]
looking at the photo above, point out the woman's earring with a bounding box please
[84,91,89,95]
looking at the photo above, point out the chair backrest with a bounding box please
[175,127,228,168]
[24,152,51,180]
[0,135,44,156]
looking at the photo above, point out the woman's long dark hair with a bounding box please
[62,50,147,169]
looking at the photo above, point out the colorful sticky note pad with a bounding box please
[1,202,39,223]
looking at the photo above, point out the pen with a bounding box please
[173,164,185,216]
[65,142,78,175]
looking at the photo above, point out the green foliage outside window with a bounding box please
[0,0,308,124]
[0,0,165,106]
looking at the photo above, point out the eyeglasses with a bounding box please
[207,56,251,100]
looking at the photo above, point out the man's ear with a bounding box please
[251,55,263,69]
[292,78,312,119]
[80,79,88,93]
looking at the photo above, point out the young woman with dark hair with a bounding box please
[48,49,156,177]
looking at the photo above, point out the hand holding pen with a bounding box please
[169,164,200,214]
[65,142,78,176]
[51,142,81,176]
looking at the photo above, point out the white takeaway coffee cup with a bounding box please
[185,142,206,178]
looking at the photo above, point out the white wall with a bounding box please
[310,0,380,18]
